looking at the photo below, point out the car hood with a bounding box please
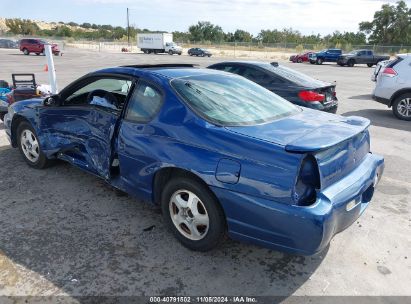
[11,98,43,109]
[224,108,370,152]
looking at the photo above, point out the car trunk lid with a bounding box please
[225,109,370,188]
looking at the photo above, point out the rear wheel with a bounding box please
[367,63,373,67]
[161,177,226,251]
[392,93,411,121]
[347,60,355,67]
[23,48,29,55]
[316,58,323,65]
[17,121,50,168]
[169,50,173,55]
[297,58,302,63]
[0,113,5,122]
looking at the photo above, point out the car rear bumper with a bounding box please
[372,94,391,107]
[211,152,384,255]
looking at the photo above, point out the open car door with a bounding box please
[39,75,134,179]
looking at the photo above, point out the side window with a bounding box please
[367,51,373,56]
[65,78,132,108]
[213,65,242,75]
[125,81,163,123]
[240,67,271,85]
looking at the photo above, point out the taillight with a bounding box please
[298,90,325,102]
[382,67,397,77]
[294,155,320,206]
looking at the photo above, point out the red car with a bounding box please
[19,38,60,56]
[289,51,314,63]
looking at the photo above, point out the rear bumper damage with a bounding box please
[212,152,384,255]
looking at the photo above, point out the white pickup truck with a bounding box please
[137,33,182,55]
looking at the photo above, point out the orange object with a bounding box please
[44,64,48,72]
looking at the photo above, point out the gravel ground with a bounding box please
[0,48,410,299]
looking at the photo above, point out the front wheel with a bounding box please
[23,48,29,55]
[17,121,50,169]
[392,93,411,121]
[347,60,355,67]
[367,63,373,67]
[161,177,226,251]
[316,58,323,65]
[297,58,302,63]
[169,50,173,55]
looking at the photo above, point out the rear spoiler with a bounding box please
[285,116,370,153]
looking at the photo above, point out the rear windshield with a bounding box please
[171,74,299,126]
[263,64,326,87]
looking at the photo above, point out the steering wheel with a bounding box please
[87,89,120,109]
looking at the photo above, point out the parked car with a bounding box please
[372,54,411,121]
[310,49,342,64]
[289,51,314,63]
[0,38,18,49]
[208,61,338,113]
[371,59,391,82]
[19,38,60,56]
[188,48,212,57]
[337,50,390,67]
[3,64,384,255]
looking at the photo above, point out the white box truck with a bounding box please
[137,33,182,55]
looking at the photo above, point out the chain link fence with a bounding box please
[1,35,410,58]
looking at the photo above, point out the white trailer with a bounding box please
[137,33,182,55]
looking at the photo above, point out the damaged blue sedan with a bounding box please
[3,64,384,254]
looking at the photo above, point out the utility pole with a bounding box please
[127,7,130,46]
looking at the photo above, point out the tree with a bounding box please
[188,21,225,42]
[5,18,40,35]
[233,29,253,42]
[359,0,411,45]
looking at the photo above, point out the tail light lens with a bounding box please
[382,67,397,77]
[294,155,321,206]
[298,90,325,102]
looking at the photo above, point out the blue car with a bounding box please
[3,64,384,254]
[310,49,343,65]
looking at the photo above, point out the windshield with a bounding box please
[349,50,358,55]
[171,74,299,126]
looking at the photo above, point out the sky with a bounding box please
[1,0,408,36]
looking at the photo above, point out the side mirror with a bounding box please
[43,95,61,107]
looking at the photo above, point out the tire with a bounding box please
[367,63,373,67]
[316,58,323,65]
[392,93,411,121]
[35,53,40,56]
[0,113,5,122]
[23,48,29,55]
[208,54,211,57]
[17,121,50,169]
[297,58,302,63]
[161,177,226,251]
[169,50,173,55]
[310,60,315,64]
[347,60,355,67]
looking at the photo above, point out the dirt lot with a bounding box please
[0,48,410,299]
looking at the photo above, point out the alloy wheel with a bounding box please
[20,129,40,163]
[169,189,210,241]
[397,97,411,118]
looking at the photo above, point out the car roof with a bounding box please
[210,60,276,68]
[94,65,229,79]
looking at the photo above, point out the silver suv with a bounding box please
[372,54,411,121]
